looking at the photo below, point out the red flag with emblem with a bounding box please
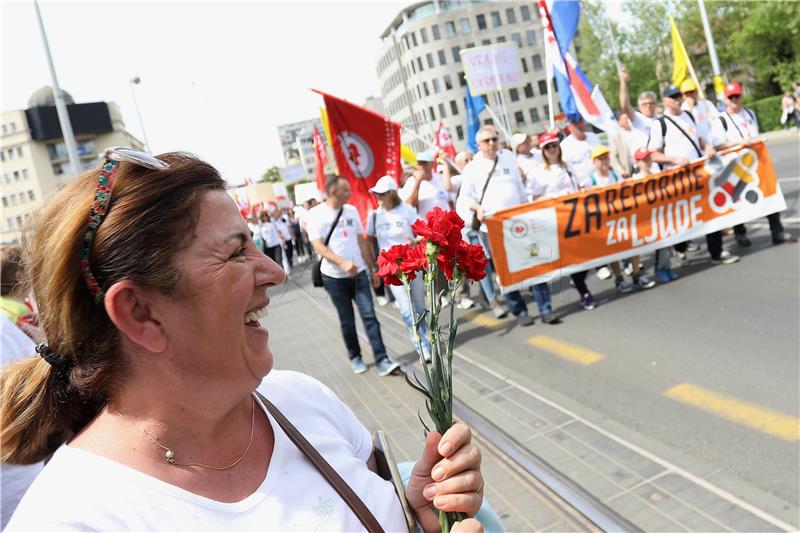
[312,126,328,194]
[312,89,402,227]
[435,121,457,160]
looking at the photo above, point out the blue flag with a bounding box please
[464,85,486,152]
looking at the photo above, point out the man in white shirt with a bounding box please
[609,111,648,178]
[619,68,658,136]
[399,151,450,217]
[306,175,400,376]
[712,82,796,246]
[459,126,540,326]
[559,118,603,186]
[512,133,542,186]
[649,84,738,266]
[680,78,717,145]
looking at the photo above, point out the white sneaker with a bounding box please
[623,262,634,276]
[457,297,475,310]
[441,296,451,307]
[376,296,389,306]
[596,266,612,280]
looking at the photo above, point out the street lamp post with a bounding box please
[129,76,151,153]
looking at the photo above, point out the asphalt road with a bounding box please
[379,135,800,523]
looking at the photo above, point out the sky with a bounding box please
[2,1,626,185]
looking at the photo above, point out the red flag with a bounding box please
[312,126,328,194]
[313,89,402,227]
[435,121,457,160]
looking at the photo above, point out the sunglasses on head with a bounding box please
[81,147,169,302]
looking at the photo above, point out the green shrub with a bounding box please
[743,95,783,132]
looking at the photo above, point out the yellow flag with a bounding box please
[319,107,334,147]
[670,16,690,87]
[400,144,417,166]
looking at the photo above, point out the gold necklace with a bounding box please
[111,395,256,471]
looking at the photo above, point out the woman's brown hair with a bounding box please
[0,245,25,297]
[0,152,225,464]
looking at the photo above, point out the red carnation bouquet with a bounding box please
[375,207,487,532]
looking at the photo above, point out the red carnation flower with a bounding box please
[376,244,408,286]
[455,241,488,282]
[400,240,428,275]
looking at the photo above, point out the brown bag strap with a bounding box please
[478,156,500,206]
[255,391,385,533]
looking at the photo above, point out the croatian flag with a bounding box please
[538,0,618,133]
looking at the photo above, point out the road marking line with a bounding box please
[664,383,800,442]
[453,351,796,531]
[467,313,507,330]
[526,336,605,365]
[778,176,800,183]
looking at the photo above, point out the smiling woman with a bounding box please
[0,149,484,532]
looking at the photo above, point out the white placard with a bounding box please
[293,182,322,204]
[461,44,523,96]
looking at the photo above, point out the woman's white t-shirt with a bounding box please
[528,163,580,199]
[366,203,419,251]
[260,221,282,248]
[304,203,367,279]
[6,371,408,532]
[399,174,450,217]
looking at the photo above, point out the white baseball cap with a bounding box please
[511,133,529,150]
[369,175,398,194]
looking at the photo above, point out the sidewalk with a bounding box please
[269,272,797,532]
[267,280,595,532]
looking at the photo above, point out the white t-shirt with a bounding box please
[619,127,649,167]
[682,99,717,144]
[6,371,407,532]
[366,203,419,251]
[458,149,527,232]
[710,108,759,147]
[631,111,655,136]
[273,218,292,242]
[1,316,44,531]
[528,162,580,199]
[399,174,450,217]
[305,203,367,278]
[516,152,543,185]
[260,221,282,248]
[647,111,703,167]
[559,132,602,184]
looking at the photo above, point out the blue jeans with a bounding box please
[468,231,498,303]
[477,231,528,317]
[322,271,388,363]
[388,279,432,357]
[530,283,552,315]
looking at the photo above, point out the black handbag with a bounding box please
[471,157,499,231]
[312,208,344,287]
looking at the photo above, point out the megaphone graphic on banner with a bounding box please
[707,149,762,214]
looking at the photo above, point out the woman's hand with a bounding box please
[406,423,483,533]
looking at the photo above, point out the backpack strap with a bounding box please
[662,114,703,158]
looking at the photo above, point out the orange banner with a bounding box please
[485,141,785,292]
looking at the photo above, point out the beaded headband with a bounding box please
[80,147,169,303]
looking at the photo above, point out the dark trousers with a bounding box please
[322,271,388,363]
[264,245,282,266]
[675,233,724,260]
[733,212,784,237]
[283,241,294,268]
[571,271,589,295]
[477,231,528,317]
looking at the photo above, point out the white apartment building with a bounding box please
[1,87,143,243]
[377,0,559,152]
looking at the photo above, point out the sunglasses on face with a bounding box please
[543,144,559,151]
[479,137,498,143]
[729,95,741,100]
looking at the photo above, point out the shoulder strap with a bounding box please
[719,115,728,131]
[745,108,756,122]
[724,112,744,139]
[662,114,703,158]
[478,157,500,206]
[255,391,385,533]
[324,208,344,246]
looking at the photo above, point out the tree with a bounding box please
[260,166,281,183]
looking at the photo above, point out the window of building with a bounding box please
[530,108,540,123]
[8,149,14,160]
[446,21,456,37]
[432,24,441,40]
[11,195,17,206]
[15,145,22,157]
[450,100,459,115]
[411,32,418,47]
[521,57,528,73]
[433,78,441,94]
[417,57,424,71]
[426,53,434,68]
[532,54,543,71]
[18,192,25,204]
[438,103,446,118]
[438,49,446,66]
[476,14,487,30]
[429,106,436,121]
[509,88,520,102]
[0,151,4,162]
[456,125,464,140]
[444,74,453,90]
[466,42,475,49]
[526,30,536,46]
[451,46,461,62]
[460,17,471,34]
[2,197,7,207]
[496,36,506,43]
[1,125,6,134]
[515,111,525,126]
[506,8,517,24]
[6,217,14,229]
[521,5,531,21]
[15,215,22,227]
[3,174,8,184]
[544,104,550,118]
[520,84,531,99]
[411,60,416,74]
[538,79,548,94]
[481,38,491,45]
[28,190,35,201]
[483,118,494,125]
[13,171,19,181]
[459,71,467,87]
[511,33,522,48]
[423,82,430,96]
[491,11,501,27]
[10,122,15,132]
[420,27,428,43]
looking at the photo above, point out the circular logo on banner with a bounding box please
[510,220,528,239]
[339,132,374,178]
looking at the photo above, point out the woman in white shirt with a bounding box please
[258,211,283,266]
[366,176,432,362]
[2,149,483,532]
[531,133,598,310]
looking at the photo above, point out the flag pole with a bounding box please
[603,16,622,72]
[697,0,725,105]
[490,58,513,136]
[483,103,513,142]
[540,5,556,130]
